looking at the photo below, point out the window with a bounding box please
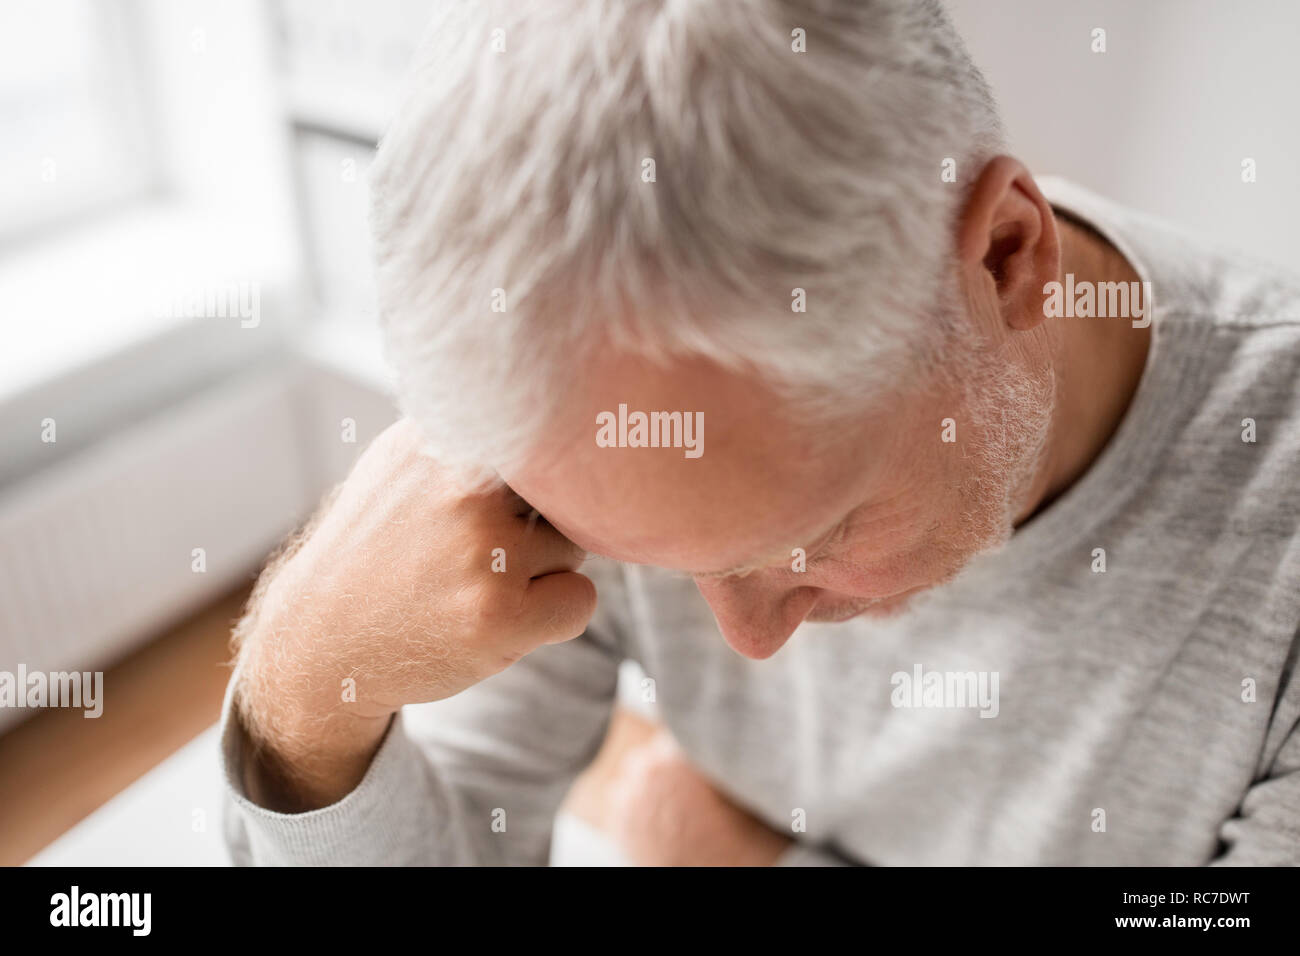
[0,0,155,242]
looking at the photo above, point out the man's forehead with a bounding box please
[503,351,876,573]
[514,464,853,576]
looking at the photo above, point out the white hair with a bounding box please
[370,0,1005,483]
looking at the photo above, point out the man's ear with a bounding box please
[956,156,1060,332]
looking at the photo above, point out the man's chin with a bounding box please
[806,540,999,625]
[806,588,923,623]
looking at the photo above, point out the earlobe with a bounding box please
[956,156,1060,333]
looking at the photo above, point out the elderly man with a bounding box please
[222,0,1299,865]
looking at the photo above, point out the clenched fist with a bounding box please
[232,419,597,810]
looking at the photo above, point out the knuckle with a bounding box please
[457,578,513,629]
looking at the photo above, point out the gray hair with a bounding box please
[370,0,1004,483]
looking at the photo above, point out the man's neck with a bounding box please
[1016,213,1152,524]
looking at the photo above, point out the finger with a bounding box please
[516,571,598,645]
[514,517,588,579]
[646,729,683,759]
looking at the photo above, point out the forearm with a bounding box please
[232,637,395,812]
[236,701,393,814]
[221,674,466,866]
[221,625,622,867]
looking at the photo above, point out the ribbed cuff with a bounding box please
[219,666,447,866]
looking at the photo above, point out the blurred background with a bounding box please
[0,0,1296,865]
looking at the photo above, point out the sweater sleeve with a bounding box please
[220,563,627,867]
[1211,628,1300,866]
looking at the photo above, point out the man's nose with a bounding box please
[693,575,821,660]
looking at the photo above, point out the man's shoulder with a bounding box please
[1055,182,1300,551]
[1152,313,1299,548]
[1161,244,1300,337]
[1039,175,1300,330]
[1058,177,1300,493]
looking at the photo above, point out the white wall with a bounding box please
[947,0,1298,270]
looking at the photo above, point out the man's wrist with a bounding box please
[233,658,395,812]
[239,704,394,812]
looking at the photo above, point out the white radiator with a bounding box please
[0,364,313,731]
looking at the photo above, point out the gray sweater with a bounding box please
[221,179,1300,865]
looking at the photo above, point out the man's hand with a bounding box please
[232,418,597,811]
[603,730,792,866]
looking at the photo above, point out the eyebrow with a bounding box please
[684,517,845,579]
